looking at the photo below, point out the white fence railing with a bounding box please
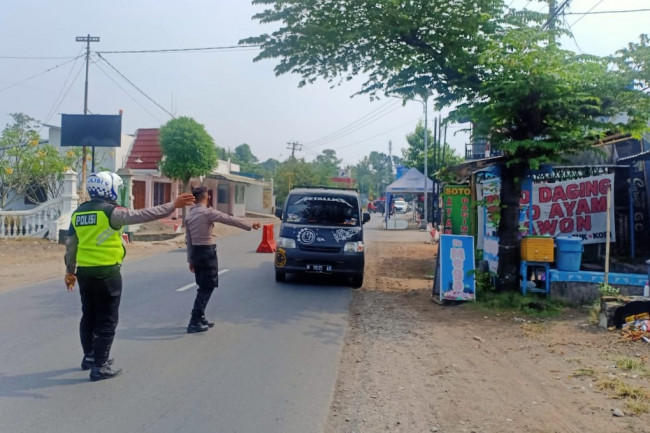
[0,170,79,241]
[0,198,63,238]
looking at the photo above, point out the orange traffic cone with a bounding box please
[256,224,276,253]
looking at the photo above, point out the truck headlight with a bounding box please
[344,241,364,253]
[277,237,296,249]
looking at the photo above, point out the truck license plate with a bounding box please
[308,264,331,272]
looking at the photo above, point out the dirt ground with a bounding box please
[2,222,650,432]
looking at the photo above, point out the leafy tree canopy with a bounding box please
[242,0,501,106]
[242,1,650,292]
[159,116,218,191]
[0,113,75,208]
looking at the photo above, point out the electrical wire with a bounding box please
[303,101,402,149]
[96,45,260,55]
[0,55,81,60]
[325,118,422,153]
[0,55,84,93]
[95,53,175,118]
[40,47,86,130]
[571,0,605,26]
[565,8,650,15]
[93,59,164,124]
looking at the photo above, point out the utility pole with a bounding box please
[422,97,429,229]
[286,141,302,190]
[544,0,571,43]
[286,141,302,159]
[76,34,100,198]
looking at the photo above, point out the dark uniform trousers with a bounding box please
[77,265,122,367]
[191,245,219,322]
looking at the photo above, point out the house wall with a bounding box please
[130,172,182,219]
[245,185,265,213]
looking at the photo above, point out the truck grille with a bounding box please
[299,245,341,253]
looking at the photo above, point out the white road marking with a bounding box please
[176,269,230,292]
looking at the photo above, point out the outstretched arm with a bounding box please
[110,193,195,226]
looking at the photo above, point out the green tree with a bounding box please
[243,1,650,291]
[21,143,77,204]
[452,28,650,290]
[403,120,464,176]
[274,157,318,206]
[0,113,75,208]
[354,151,394,199]
[231,143,261,174]
[313,149,342,185]
[159,116,218,194]
[259,157,281,179]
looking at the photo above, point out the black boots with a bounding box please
[187,320,209,333]
[81,355,114,371]
[200,316,215,328]
[187,313,213,333]
[90,364,122,382]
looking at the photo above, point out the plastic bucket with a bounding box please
[555,236,583,271]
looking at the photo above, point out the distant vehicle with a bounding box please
[393,199,408,213]
[274,186,371,288]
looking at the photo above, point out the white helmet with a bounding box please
[87,171,123,201]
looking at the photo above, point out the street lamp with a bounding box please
[422,96,429,229]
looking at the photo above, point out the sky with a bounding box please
[1,0,648,167]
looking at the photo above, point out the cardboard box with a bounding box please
[520,236,554,262]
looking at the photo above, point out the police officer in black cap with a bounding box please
[184,186,260,333]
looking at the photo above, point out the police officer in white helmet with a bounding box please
[64,171,195,381]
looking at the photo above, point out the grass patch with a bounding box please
[469,270,564,318]
[616,357,647,372]
[596,378,650,412]
[625,399,650,415]
[572,368,597,378]
[469,289,564,319]
[522,322,546,336]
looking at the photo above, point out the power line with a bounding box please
[565,8,650,15]
[0,55,81,60]
[571,0,605,26]
[96,44,261,54]
[93,60,164,124]
[0,55,84,93]
[40,52,86,130]
[303,101,402,149]
[95,53,175,118]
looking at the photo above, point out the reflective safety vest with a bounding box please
[72,199,125,267]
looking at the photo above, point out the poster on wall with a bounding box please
[442,184,473,236]
[520,173,615,244]
[432,234,476,302]
[476,178,501,273]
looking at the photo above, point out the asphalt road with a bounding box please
[0,229,353,433]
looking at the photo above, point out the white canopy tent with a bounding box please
[384,167,433,228]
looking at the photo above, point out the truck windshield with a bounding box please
[285,194,360,226]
